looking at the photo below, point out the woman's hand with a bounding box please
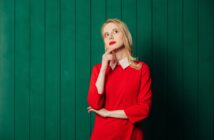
[87,106,128,119]
[87,106,109,118]
[101,47,116,71]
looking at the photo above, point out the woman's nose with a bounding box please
[109,33,114,39]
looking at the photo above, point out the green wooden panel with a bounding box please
[45,0,60,139]
[107,0,122,19]
[0,0,15,140]
[122,0,137,56]
[198,0,214,139]
[30,0,45,139]
[167,0,183,139]
[183,0,198,139]
[60,0,76,139]
[15,0,30,139]
[0,0,213,140]
[75,0,91,139]
[152,0,168,139]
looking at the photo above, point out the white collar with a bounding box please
[109,57,130,70]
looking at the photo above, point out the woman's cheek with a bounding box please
[104,40,109,48]
[116,40,124,48]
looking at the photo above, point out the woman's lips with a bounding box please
[109,41,116,46]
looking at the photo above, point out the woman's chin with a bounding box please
[106,45,123,52]
[113,45,124,52]
[111,45,120,50]
[106,46,117,51]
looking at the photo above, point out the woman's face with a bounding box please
[102,23,124,52]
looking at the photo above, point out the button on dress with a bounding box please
[87,61,152,140]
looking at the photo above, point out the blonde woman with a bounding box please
[87,18,152,140]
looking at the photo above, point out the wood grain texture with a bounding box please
[0,0,213,139]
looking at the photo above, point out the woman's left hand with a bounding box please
[87,106,109,118]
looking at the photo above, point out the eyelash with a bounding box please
[104,30,119,38]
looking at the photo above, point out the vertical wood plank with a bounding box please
[107,0,122,19]
[45,0,61,139]
[0,0,15,139]
[122,0,137,57]
[91,0,106,65]
[30,0,45,139]
[183,0,198,139]
[76,0,91,139]
[60,0,76,139]
[152,0,168,139]
[137,0,152,65]
[14,0,30,139]
[198,0,214,139]
[167,0,183,139]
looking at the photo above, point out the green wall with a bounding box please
[0,0,213,140]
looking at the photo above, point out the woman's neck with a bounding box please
[114,47,128,61]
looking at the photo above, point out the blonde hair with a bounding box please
[101,18,142,70]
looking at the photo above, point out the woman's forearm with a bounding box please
[95,67,106,94]
[107,110,128,119]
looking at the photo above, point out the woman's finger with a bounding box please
[105,54,114,61]
[105,47,115,55]
[87,106,97,113]
[88,108,92,112]
[88,108,97,113]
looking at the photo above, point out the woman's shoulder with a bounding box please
[132,60,151,73]
[93,63,102,68]
[91,63,103,72]
[139,61,150,68]
[132,60,150,70]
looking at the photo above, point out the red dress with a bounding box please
[87,61,152,140]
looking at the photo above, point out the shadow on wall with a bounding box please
[139,38,198,140]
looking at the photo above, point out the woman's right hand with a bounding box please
[95,47,116,94]
[101,47,116,71]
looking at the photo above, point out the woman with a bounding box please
[87,18,152,140]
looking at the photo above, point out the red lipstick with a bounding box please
[109,41,116,46]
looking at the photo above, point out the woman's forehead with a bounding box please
[103,23,119,32]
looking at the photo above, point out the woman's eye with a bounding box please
[113,30,118,34]
[104,33,109,38]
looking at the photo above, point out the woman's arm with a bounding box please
[96,48,117,93]
[107,110,128,119]
[87,106,128,119]
[87,65,106,110]
[95,67,106,94]
[87,48,116,109]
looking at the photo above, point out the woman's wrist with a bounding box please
[100,66,107,73]
[106,110,111,117]
[106,110,128,119]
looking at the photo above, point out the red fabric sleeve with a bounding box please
[87,64,105,110]
[124,63,152,124]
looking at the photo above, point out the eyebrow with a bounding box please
[103,28,118,35]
